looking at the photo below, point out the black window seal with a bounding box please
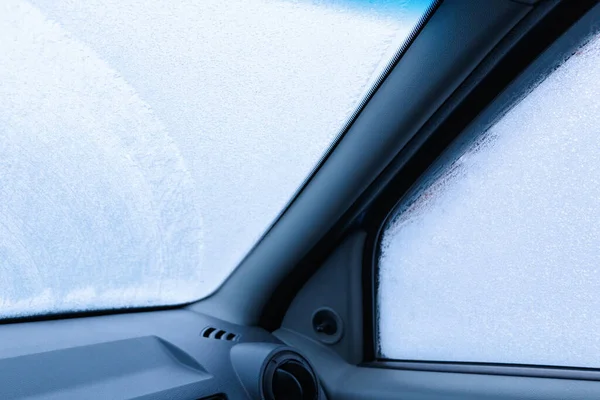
[363,0,600,379]
[361,360,600,382]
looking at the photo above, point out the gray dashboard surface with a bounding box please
[276,329,600,400]
[0,309,278,399]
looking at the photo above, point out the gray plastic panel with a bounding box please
[281,231,366,364]
[0,309,278,399]
[0,336,209,400]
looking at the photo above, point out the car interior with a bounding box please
[2,0,600,399]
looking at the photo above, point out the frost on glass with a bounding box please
[0,0,429,318]
[378,33,600,368]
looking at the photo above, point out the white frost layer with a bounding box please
[0,0,204,316]
[378,34,600,368]
[0,0,419,317]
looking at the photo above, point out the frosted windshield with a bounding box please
[378,33,600,368]
[0,0,432,317]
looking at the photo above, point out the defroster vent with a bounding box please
[201,326,239,341]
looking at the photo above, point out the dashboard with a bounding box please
[0,309,325,399]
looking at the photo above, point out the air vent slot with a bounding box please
[202,327,216,337]
[201,326,238,341]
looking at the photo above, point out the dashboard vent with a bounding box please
[201,326,238,341]
[263,351,318,400]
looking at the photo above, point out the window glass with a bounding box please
[378,33,600,368]
[0,0,432,318]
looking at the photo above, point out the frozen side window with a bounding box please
[378,33,600,368]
